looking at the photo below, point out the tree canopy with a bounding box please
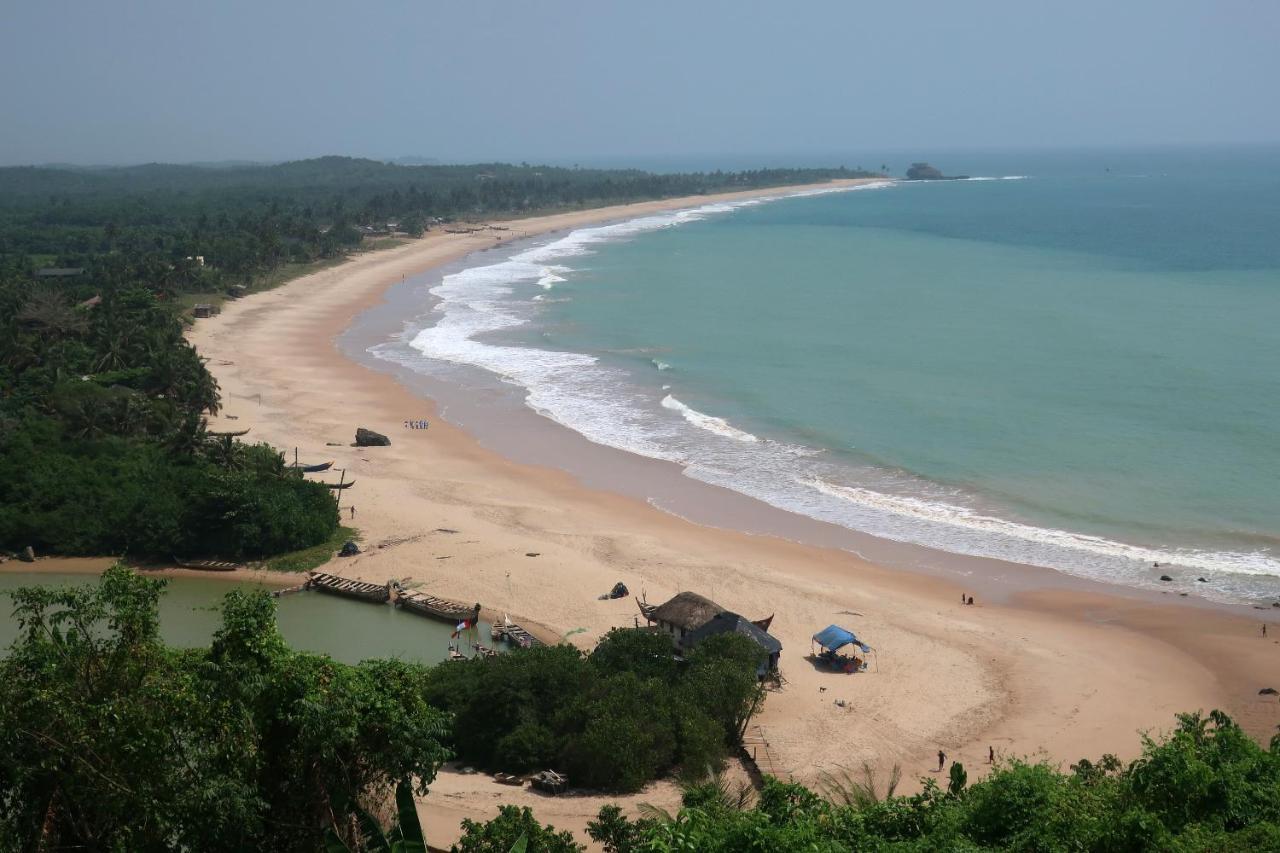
[0,566,450,851]
[422,628,768,793]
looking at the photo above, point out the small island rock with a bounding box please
[904,162,970,181]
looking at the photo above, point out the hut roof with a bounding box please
[687,611,782,654]
[648,591,725,631]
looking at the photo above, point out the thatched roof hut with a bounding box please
[647,591,725,632]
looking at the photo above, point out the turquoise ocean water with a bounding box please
[386,148,1280,603]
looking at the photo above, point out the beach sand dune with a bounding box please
[189,183,1279,850]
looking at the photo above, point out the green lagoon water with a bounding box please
[399,147,1280,602]
[0,574,490,664]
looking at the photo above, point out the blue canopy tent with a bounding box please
[811,624,874,673]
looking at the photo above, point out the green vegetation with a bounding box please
[453,806,578,853]
[422,628,767,792]
[0,566,449,851]
[264,524,360,573]
[0,262,340,559]
[452,711,1278,852]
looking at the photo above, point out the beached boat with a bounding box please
[288,460,334,473]
[206,427,250,437]
[396,588,479,622]
[493,772,524,786]
[322,479,356,490]
[500,622,542,649]
[530,770,567,795]
[307,571,391,604]
[173,557,241,572]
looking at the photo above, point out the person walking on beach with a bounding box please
[1265,624,1268,638]
[989,745,995,764]
[937,750,946,772]
[350,506,356,520]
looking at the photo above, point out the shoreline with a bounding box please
[186,181,1280,849]
[341,219,1277,616]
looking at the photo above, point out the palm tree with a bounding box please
[817,761,902,808]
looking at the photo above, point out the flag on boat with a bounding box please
[452,619,472,639]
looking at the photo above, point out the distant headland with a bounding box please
[904,162,969,181]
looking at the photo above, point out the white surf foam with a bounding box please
[800,477,1280,580]
[662,395,760,443]
[537,267,568,289]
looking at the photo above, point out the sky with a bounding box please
[2,0,1278,167]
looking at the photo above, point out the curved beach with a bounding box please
[188,182,1280,848]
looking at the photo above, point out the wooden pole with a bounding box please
[334,468,346,509]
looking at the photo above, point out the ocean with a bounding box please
[376,147,1280,604]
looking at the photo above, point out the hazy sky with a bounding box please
[3,0,1277,166]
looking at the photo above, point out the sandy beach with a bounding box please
[186,181,1280,850]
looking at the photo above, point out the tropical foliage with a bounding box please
[0,566,450,851]
[0,254,338,559]
[422,628,768,792]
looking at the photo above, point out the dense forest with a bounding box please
[0,157,869,561]
[0,157,871,275]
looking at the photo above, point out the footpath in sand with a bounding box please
[188,183,1279,850]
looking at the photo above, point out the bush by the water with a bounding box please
[423,628,767,792]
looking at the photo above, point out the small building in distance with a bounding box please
[639,590,782,674]
[192,303,220,319]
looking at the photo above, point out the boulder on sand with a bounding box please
[338,541,361,557]
[355,427,390,447]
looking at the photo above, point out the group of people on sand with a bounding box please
[961,593,976,606]
[404,419,429,429]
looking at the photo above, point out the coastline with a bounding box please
[186,181,1280,849]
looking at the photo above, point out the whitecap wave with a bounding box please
[538,267,568,289]
[652,359,672,371]
[662,395,760,443]
[800,478,1280,580]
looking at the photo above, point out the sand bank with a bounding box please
[187,181,1279,850]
